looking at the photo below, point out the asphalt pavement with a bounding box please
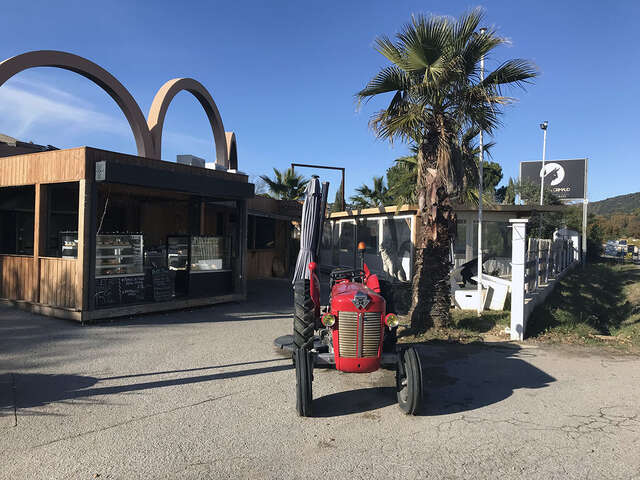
[1,279,639,479]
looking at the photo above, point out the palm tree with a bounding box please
[350,176,391,208]
[388,128,497,207]
[357,9,537,330]
[259,168,309,200]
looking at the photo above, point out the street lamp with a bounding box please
[476,27,487,314]
[539,121,548,205]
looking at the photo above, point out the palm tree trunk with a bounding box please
[408,137,456,331]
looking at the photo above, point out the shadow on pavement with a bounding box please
[309,342,555,418]
[1,358,292,412]
[414,342,556,416]
[0,279,294,370]
[313,387,397,417]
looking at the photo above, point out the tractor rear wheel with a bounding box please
[293,279,315,350]
[396,347,423,415]
[294,347,313,417]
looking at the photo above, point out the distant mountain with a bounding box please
[590,192,640,215]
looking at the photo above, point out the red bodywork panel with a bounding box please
[329,270,387,373]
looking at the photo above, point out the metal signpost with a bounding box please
[520,158,589,263]
[291,163,345,210]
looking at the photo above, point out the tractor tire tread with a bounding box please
[293,279,315,350]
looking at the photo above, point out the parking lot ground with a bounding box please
[1,279,640,479]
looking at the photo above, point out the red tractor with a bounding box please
[292,243,423,417]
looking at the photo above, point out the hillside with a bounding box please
[590,192,640,215]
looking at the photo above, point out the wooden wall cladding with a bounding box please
[39,258,78,309]
[0,148,86,187]
[247,250,275,279]
[0,255,36,301]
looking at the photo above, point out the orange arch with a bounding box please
[0,50,153,157]
[147,78,228,167]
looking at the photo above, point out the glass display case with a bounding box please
[59,231,78,258]
[95,234,144,278]
[144,246,167,268]
[167,236,189,271]
[165,235,233,297]
[190,236,231,272]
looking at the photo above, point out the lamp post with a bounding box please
[538,121,548,205]
[538,121,548,237]
[476,27,487,315]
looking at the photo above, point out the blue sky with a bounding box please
[0,0,637,202]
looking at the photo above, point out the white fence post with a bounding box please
[510,219,528,341]
[545,241,551,284]
[533,238,540,291]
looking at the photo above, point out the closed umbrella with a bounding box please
[292,176,324,283]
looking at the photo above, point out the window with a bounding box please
[331,221,339,250]
[0,186,35,255]
[338,221,355,253]
[382,218,412,256]
[356,219,379,253]
[473,221,511,257]
[248,215,276,249]
[380,217,412,282]
[454,220,467,254]
[321,221,333,250]
[47,182,79,257]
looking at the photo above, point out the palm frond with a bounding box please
[374,35,406,67]
[357,66,412,101]
[482,58,538,91]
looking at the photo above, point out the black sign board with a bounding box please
[151,268,174,302]
[95,277,120,307]
[95,275,145,307]
[120,276,145,303]
[520,158,587,200]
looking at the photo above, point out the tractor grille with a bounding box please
[337,311,382,358]
[338,311,358,358]
[362,312,382,357]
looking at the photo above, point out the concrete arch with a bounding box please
[0,50,154,158]
[225,132,237,171]
[147,78,228,167]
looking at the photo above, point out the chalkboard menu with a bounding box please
[95,278,120,307]
[120,276,145,303]
[151,268,174,302]
[94,275,145,307]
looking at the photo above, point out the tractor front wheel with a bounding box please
[294,347,313,417]
[293,279,315,350]
[396,347,423,415]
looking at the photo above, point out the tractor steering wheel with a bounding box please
[330,267,366,286]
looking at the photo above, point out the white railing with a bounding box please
[525,237,575,293]
[510,220,579,340]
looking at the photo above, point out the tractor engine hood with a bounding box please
[330,282,385,313]
[329,281,386,373]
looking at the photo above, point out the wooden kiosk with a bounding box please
[0,146,253,321]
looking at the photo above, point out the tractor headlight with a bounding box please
[321,313,336,327]
[385,313,399,328]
